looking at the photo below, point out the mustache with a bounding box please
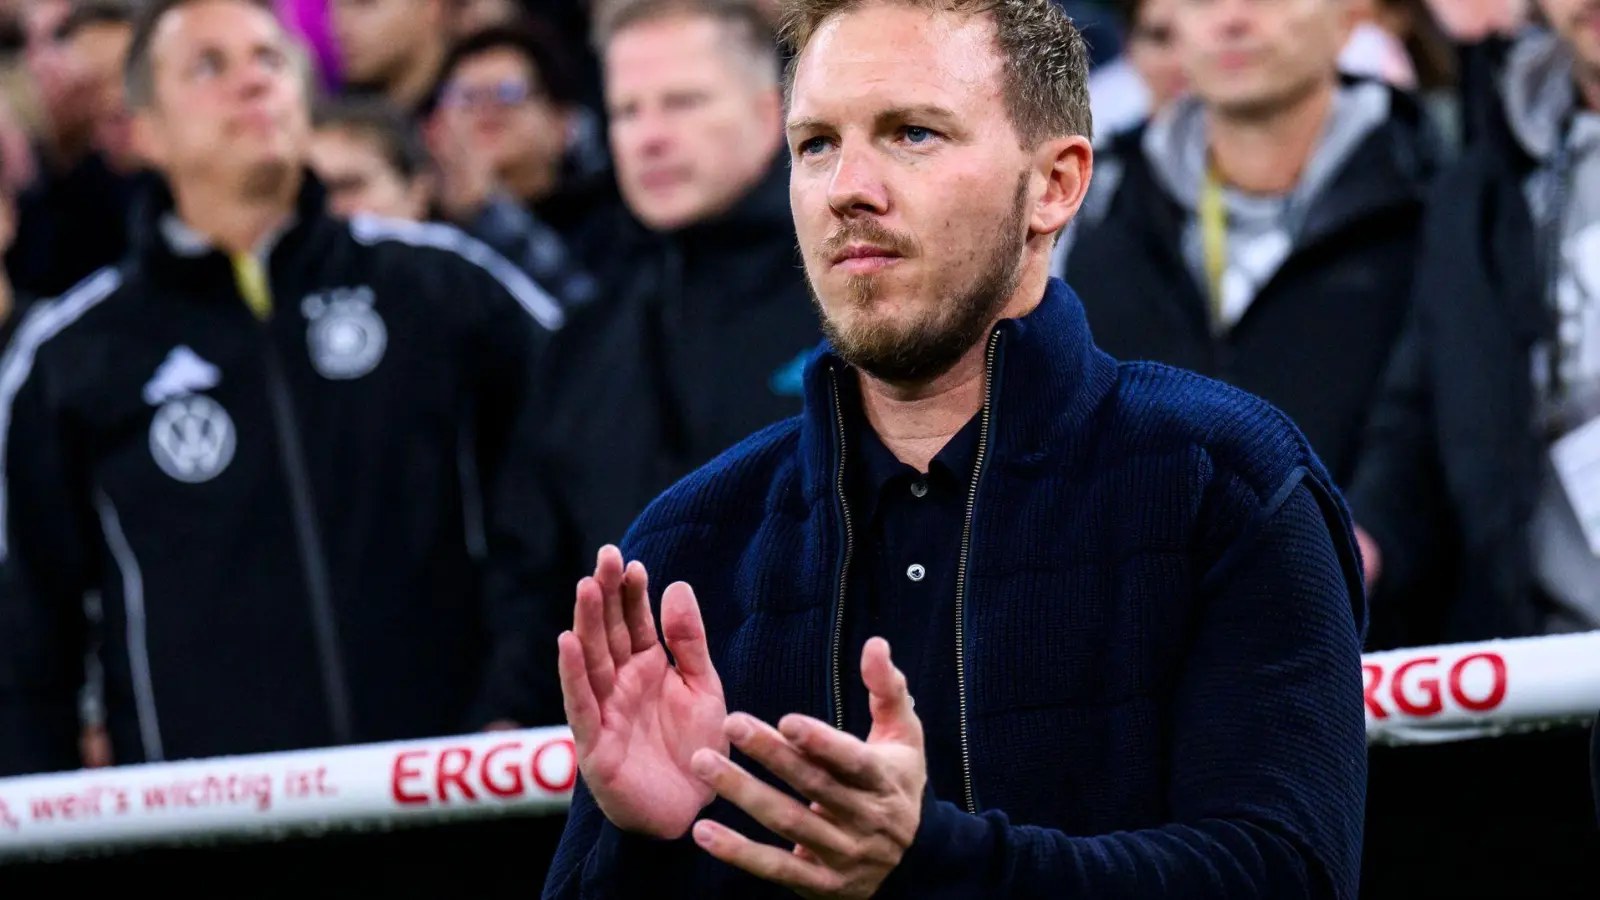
[819,219,917,259]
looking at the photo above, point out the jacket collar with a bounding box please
[797,278,1120,503]
[126,167,338,290]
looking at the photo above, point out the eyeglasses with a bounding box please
[441,78,541,111]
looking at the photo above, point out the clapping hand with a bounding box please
[558,546,729,839]
[687,638,927,899]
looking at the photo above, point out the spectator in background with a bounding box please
[424,22,619,276]
[1347,2,1600,893]
[331,0,448,112]
[312,96,601,310]
[310,97,432,219]
[5,0,144,298]
[1122,0,1186,115]
[530,0,821,598]
[0,0,566,776]
[1089,0,1186,140]
[1057,0,1442,490]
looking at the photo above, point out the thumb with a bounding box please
[863,637,922,749]
[661,581,722,696]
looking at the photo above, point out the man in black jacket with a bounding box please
[532,0,822,582]
[1346,9,1600,896]
[1056,0,1441,489]
[0,0,566,775]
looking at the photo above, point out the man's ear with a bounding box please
[1030,134,1093,237]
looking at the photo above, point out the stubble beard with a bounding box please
[812,170,1030,385]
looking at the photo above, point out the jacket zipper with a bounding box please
[824,330,1000,816]
[828,366,855,732]
[954,329,1002,815]
[233,254,356,746]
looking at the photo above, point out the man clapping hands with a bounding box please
[557,547,926,898]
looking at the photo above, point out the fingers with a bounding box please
[558,630,602,757]
[595,546,633,670]
[690,745,854,860]
[778,714,884,789]
[722,713,859,812]
[574,575,616,701]
[662,581,721,694]
[691,819,839,895]
[862,638,923,749]
[621,559,658,653]
[1354,525,1383,591]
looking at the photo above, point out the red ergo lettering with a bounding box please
[1363,652,1507,720]
[389,737,578,806]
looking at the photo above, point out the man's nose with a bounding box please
[234,58,280,98]
[631,110,675,158]
[1208,0,1254,39]
[826,144,888,217]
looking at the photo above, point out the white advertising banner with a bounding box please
[1362,630,1600,745]
[2,632,1599,859]
[0,726,576,860]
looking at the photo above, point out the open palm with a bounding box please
[558,546,728,839]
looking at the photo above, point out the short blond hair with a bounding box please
[593,0,780,85]
[779,0,1092,144]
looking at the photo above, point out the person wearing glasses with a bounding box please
[424,21,620,276]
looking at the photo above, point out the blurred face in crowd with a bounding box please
[332,0,443,87]
[66,19,139,171]
[1538,0,1600,90]
[787,4,1085,384]
[438,47,570,200]
[1175,0,1353,119]
[310,125,431,220]
[604,14,783,231]
[131,0,311,196]
[24,0,96,150]
[1126,0,1188,115]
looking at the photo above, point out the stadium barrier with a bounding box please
[1,630,1597,862]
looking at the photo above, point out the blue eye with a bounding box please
[797,137,830,156]
[903,126,934,143]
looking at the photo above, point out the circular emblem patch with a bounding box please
[149,395,236,483]
[308,302,387,381]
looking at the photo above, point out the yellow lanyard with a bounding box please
[230,253,274,321]
[1199,165,1227,330]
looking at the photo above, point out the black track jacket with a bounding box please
[0,172,566,774]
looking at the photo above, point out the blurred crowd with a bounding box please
[0,0,1594,891]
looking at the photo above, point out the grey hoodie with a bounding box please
[1142,82,1392,328]
[1054,82,1393,327]
[1502,30,1600,633]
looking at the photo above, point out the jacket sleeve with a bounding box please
[873,477,1369,900]
[444,242,571,731]
[0,333,93,776]
[541,774,705,899]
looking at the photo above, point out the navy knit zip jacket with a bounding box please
[542,278,1369,899]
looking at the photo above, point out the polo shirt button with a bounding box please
[910,480,928,498]
[906,563,926,582]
